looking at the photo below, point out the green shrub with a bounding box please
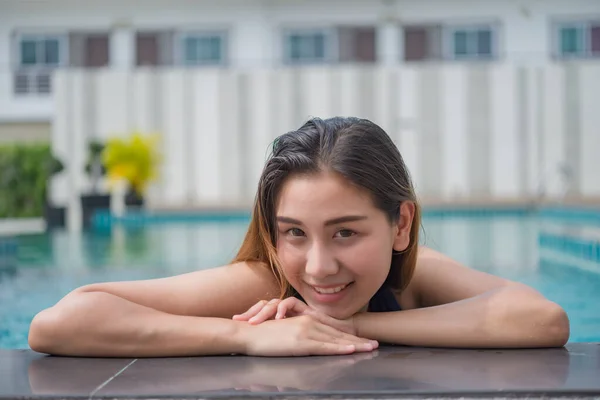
[0,143,63,218]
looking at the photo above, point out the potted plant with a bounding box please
[0,143,66,227]
[85,140,107,194]
[102,132,161,209]
[80,140,111,229]
[42,150,66,229]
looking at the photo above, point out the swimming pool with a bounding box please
[1,214,599,349]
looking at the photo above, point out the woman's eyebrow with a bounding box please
[276,215,368,226]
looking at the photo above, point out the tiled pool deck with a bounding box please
[1,344,599,399]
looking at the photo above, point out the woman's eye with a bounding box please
[335,229,356,238]
[287,228,305,237]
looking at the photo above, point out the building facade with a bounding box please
[1,0,599,139]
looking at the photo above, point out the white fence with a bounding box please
[49,62,600,230]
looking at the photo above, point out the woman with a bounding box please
[28,117,570,357]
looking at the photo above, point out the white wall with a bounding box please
[49,61,600,230]
[1,0,599,122]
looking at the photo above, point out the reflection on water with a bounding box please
[1,216,599,348]
[14,221,249,272]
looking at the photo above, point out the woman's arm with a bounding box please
[28,261,279,356]
[29,290,250,357]
[355,247,570,348]
[355,285,569,348]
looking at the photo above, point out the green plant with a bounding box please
[0,143,63,218]
[84,140,106,193]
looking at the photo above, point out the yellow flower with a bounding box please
[102,132,162,195]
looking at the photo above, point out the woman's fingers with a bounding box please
[248,299,281,324]
[275,297,309,319]
[320,335,375,352]
[315,323,378,350]
[232,300,266,321]
[307,340,357,355]
[233,299,277,321]
[234,297,311,323]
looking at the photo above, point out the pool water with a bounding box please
[1,215,599,349]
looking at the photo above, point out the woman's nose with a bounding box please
[305,242,339,278]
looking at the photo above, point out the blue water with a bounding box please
[1,215,599,349]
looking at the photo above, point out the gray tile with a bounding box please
[2,344,600,399]
[95,344,600,398]
[0,349,135,399]
[0,349,44,398]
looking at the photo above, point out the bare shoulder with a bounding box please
[396,246,436,309]
[61,261,280,318]
[398,246,511,310]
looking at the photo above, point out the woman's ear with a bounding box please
[393,201,415,252]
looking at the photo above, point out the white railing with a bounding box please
[43,61,600,230]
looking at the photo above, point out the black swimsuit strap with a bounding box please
[367,285,402,313]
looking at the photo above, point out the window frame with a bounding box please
[12,31,69,96]
[443,23,498,61]
[175,30,228,67]
[14,33,69,68]
[552,19,600,59]
[282,27,337,65]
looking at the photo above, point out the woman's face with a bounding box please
[275,171,413,319]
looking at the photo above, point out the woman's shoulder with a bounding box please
[398,245,514,309]
[395,246,448,310]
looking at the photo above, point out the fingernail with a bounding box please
[370,340,379,347]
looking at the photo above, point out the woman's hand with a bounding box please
[233,297,308,322]
[233,297,358,336]
[239,314,377,357]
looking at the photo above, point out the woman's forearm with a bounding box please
[355,286,570,348]
[28,291,248,357]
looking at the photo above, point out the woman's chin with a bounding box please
[306,302,358,320]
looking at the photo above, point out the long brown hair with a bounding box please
[233,117,422,298]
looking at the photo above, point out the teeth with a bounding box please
[313,284,348,294]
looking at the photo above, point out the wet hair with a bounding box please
[234,116,421,298]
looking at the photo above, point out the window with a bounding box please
[284,29,330,64]
[284,27,376,65]
[137,33,160,66]
[135,31,174,67]
[83,35,110,67]
[14,34,65,94]
[19,37,61,67]
[403,23,496,61]
[403,25,442,61]
[179,33,226,66]
[337,26,376,63]
[448,26,495,59]
[555,21,600,58]
[67,32,110,68]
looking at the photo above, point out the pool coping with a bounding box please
[2,201,600,236]
[90,204,600,224]
[0,218,45,236]
[2,344,600,400]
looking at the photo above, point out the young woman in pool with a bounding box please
[28,117,570,357]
